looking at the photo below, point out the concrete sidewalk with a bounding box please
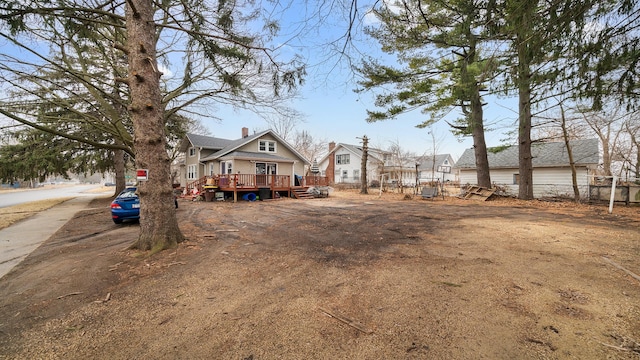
[0,196,96,279]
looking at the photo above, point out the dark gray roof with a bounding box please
[179,133,234,152]
[207,130,270,159]
[197,129,310,164]
[455,139,600,169]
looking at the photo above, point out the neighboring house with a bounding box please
[318,142,416,186]
[417,154,457,183]
[318,142,391,185]
[455,139,600,198]
[178,128,311,192]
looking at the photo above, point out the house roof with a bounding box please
[417,154,453,171]
[318,143,387,164]
[215,151,297,163]
[178,133,234,152]
[197,129,310,165]
[455,139,600,169]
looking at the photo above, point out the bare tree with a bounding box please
[387,139,417,193]
[263,110,305,142]
[580,106,628,178]
[624,119,640,181]
[291,130,327,165]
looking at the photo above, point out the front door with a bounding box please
[256,162,277,186]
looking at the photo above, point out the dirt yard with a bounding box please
[0,190,639,359]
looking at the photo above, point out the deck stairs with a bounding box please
[292,188,314,199]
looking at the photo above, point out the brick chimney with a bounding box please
[326,142,336,185]
[242,127,249,138]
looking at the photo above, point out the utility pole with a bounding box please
[358,135,369,194]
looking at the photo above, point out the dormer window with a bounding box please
[259,140,276,153]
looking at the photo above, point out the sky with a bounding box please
[0,0,522,162]
[202,1,521,162]
[208,81,519,161]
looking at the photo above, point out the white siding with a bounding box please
[460,166,592,199]
[333,148,359,183]
[420,170,457,183]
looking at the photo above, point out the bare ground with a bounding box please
[0,190,639,359]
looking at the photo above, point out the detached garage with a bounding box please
[455,139,600,199]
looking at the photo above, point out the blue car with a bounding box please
[110,187,140,224]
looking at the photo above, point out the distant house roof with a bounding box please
[318,143,388,164]
[417,154,453,171]
[455,139,600,169]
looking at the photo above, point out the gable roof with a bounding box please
[178,133,234,152]
[455,139,600,169]
[318,143,387,164]
[198,129,310,165]
[417,154,454,171]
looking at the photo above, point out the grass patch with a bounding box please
[0,198,72,230]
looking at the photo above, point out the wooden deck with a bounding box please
[185,174,329,202]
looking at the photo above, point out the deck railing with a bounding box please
[187,174,330,194]
[303,175,330,187]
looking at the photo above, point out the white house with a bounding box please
[455,139,600,198]
[318,142,455,187]
[318,142,392,185]
[417,154,457,183]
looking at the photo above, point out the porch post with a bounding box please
[233,173,237,203]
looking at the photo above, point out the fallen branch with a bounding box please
[602,257,640,283]
[167,261,186,267]
[57,292,83,299]
[599,341,630,351]
[318,306,373,334]
[94,292,112,304]
[108,262,123,272]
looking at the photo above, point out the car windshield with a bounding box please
[118,189,138,199]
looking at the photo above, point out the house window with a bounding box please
[187,164,197,180]
[321,170,326,176]
[336,154,350,165]
[221,161,232,174]
[513,174,520,185]
[259,140,276,153]
[256,162,277,175]
[189,148,196,157]
[443,159,449,165]
[342,170,348,179]
[353,170,360,180]
[208,163,215,176]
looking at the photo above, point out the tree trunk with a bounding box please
[635,144,640,184]
[517,31,534,200]
[470,81,491,188]
[360,135,368,194]
[114,148,126,196]
[560,106,580,201]
[126,0,184,251]
[460,35,491,188]
[600,134,612,177]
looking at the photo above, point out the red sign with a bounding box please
[136,169,149,181]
